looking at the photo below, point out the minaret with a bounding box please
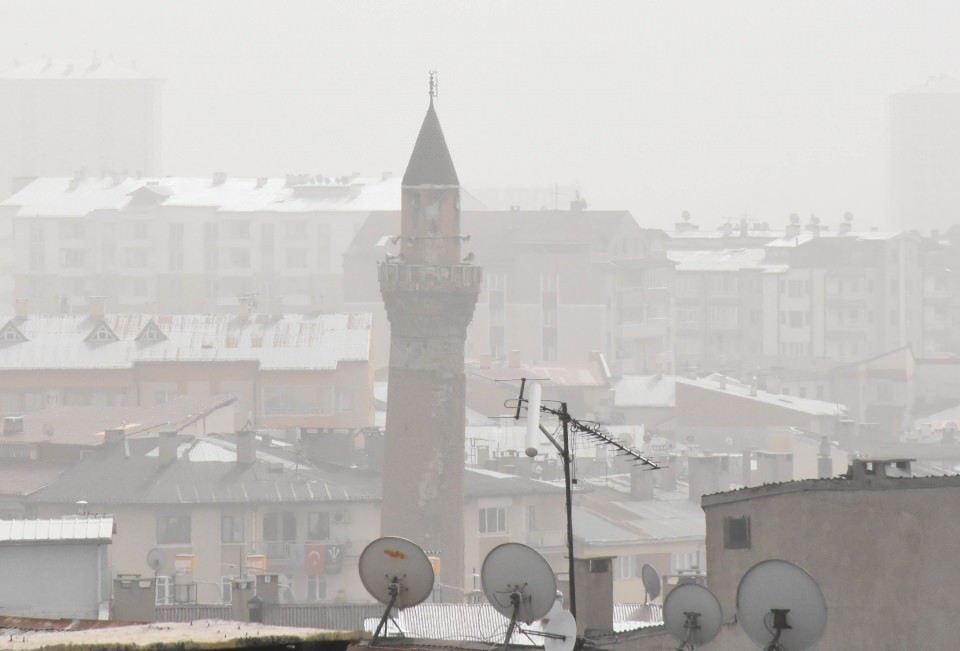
[379,79,481,598]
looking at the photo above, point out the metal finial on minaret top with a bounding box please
[429,70,438,103]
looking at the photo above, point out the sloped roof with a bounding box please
[613,375,676,408]
[677,375,846,418]
[27,436,381,506]
[402,101,459,186]
[667,248,772,272]
[0,516,113,543]
[0,313,371,371]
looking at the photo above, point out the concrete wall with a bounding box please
[0,541,109,618]
[703,478,960,649]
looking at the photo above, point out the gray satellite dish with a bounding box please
[663,583,722,650]
[358,536,435,642]
[641,563,661,601]
[482,543,557,647]
[736,559,827,651]
[542,610,577,651]
[146,548,165,575]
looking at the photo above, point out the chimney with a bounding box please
[629,465,655,500]
[236,430,255,465]
[687,455,725,503]
[104,428,125,444]
[749,376,758,397]
[573,557,614,636]
[785,214,801,238]
[158,431,179,465]
[507,349,521,368]
[739,218,748,237]
[87,296,106,318]
[14,298,28,319]
[212,172,227,186]
[756,451,793,483]
[657,456,678,491]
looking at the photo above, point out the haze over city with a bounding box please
[3,2,960,650]
[5,1,960,227]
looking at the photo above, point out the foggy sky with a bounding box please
[2,0,959,229]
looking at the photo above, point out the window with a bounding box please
[60,249,85,268]
[221,515,244,543]
[157,515,191,545]
[221,577,235,604]
[307,512,330,541]
[156,576,173,605]
[263,385,335,416]
[479,507,506,534]
[723,515,751,549]
[526,505,537,531]
[263,512,297,542]
[678,307,698,324]
[788,280,803,297]
[646,268,669,290]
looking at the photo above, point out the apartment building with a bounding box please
[0,174,399,314]
[0,302,374,430]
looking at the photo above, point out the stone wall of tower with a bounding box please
[379,262,480,598]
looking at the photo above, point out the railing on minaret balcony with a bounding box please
[378,262,483,292]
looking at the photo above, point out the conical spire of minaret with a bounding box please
[402,75,459,186]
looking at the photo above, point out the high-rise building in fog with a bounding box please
[379,94,481,597]
[0,58,161,198]
[889,76,960,234]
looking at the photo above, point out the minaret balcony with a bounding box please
[379,262,482,293]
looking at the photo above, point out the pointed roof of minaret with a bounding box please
[402,97,459,186]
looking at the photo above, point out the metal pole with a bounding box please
[561,402,576,620]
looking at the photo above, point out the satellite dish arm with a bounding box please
[372,580,402,645]
[500,591,522,651]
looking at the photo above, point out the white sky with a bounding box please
[2,0,959,229]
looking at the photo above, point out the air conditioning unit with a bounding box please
[333,510,351,524]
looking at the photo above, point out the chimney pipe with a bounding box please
[88,296,106,318]
[14,298,28,319]
[158,431,179,465]
[507,349,521,368]
[236,430,255,465]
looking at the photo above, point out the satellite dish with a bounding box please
[146,548,165,574]
[358,536,435,642]
[482,543,557,646]
[736,559,827,651]
[663,583,722,649]
[542,610,577,651]
[641,563,661,601]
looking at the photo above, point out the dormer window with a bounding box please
[86,323,119,343]
[0,323,27,343]
[136,321,168,343]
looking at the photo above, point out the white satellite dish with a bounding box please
[663,583,722,650]
[736,559,827,651]
[358,536,435,641]
[542,610,577,651]
[482,543,557,646]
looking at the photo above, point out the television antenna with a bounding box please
[507,378,659,619]
[358,536,435,644]
[736,559,827,651]
[663,583,722,650]
[481,543,558,650]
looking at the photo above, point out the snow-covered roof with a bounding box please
[0,313,371,371]
[667,248,771,272]
[1,175,401,218]
[613,375,676,408]
[0,516,113,543]
[0,58,150,81]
